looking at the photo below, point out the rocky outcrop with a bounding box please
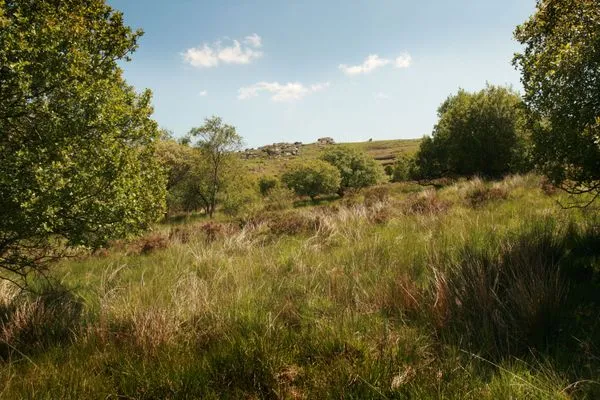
[242,142,302,159]
[317,137,335,145]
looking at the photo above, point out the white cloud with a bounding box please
[199,90,208,96]
[244,33,262,48]
[339,52,412,75]
[183,44,219,68]
[238,81,330,102]
[339,54,390,76]
[395,53,412,68]
[183,35,263,68]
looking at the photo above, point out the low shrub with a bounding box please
[258,176,279,196]
[139,234,170,255]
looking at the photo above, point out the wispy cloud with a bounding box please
[339,55,390,76]
[244,33,262,48]
[395,53,412,68]
[199,90,208,96]
[339,52,412,75]
[183,35,263,68]
[238,81,330,102]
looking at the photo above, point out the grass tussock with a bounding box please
[428,221,570,357]
[0,283,84,358]
[404,189,452,215]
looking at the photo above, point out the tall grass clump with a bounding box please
[429,220,571,358]
[0,282,84,358]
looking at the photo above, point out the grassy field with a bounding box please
[244,138,421,176]
[0,174,599,399]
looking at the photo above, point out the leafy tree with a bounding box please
[188,116,243,218]
[320,146,384,194]
[282,160,341,201]
[154,138,201,214]
[389,155,415,182]
[514,0,600,204]
[155,138,197,191]
[411,136,446,180]
[0,0,166,282]
[413,85,530,180]
[220,175,261,217]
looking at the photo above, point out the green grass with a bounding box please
[244,138,421,177]
[0,174,599,399]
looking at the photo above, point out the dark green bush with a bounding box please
[258,176,279,197]
[282,160,341,200]
[413,85,532,180]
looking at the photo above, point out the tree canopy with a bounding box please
[0,0,166,281]
[320,146,384,194]
[282,160,341,200]
[412,85,530,180]
[514,0,600,204]
[188,116,243,218]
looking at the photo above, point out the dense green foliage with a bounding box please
[514,0,600,203]
[258,176,279,196]
[282,160,341,200]
[188,116,243,218]
[389,155,414,182]
[412,85,530,180]
[0,0,166,280]
[321,146,384,193]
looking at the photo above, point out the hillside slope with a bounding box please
[243,138,421,176]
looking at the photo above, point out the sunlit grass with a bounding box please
[0,174,598,398]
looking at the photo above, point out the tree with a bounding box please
[0,0,166,283]
[389,155,414,182]
[282,160,341,201]
[412,85,530,180]
[320,146,384,194]
[188,116,242,218]
[514,0,600,205]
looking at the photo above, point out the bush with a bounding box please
[258,176,279,197]
[390,155,414,182]
[321,146,384,194]
[220,178,261,217]
[413,85,531,180]
[282,160,341,200]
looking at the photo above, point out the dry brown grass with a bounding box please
[465,185,509,208]
[404,190,451,215]
[0,284,83,357]
[540,176,559,196]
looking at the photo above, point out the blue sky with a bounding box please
[111,0,537,148]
